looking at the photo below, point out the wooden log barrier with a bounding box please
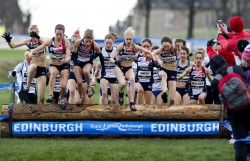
[1,105,11,138]
[1,104,230,138]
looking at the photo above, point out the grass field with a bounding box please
[0,138,235,161]
[0,50,25,83]
[0,49,245,161]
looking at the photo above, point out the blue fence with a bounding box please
[0,82,19,92]
[0,83,12,91]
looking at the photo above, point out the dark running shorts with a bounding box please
[35,66,47,78]
[160,68,177,81]
[101,77,118,84]
[49,63,69,73]
[176,88,188,97]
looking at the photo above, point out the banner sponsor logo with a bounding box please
[12,121,219,135]
[90,123,144,132]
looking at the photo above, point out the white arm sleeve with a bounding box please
[13,62,24,73]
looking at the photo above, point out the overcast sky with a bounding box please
[18,0,137,39]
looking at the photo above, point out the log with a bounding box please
[9,104,226,121]
[1,121,10,138]
[1,104,9,115]
[1,105,11,138]
[1,104,230,138]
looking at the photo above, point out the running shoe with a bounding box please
[161,92,168,103]
[118,92,124,105]
[129,102,137,111]
[60,99,67,110]
[76,97,83,106]
[46,95,54,103]
[23,87,29,93]
[87,86,94,97]
[107,96,112,104]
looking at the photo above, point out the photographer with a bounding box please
[217,16,250,63]
[8,50,37,104]
[206,38,235,66]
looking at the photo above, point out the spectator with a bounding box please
[206,39,235,66]
[210,55,250,161]
[206,39,221,59]
[237,39,249,55]
[218,49,236,66]
[217,16,250,61]
[241,45,250,84]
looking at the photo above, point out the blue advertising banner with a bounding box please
[12,121,220,135]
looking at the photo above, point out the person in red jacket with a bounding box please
[217,16,250,61]
[206,39,235,66]
[206,39,220,59]
[218,49,236,66]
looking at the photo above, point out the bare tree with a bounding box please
[0,0,31,34]
[187,0,196,38]
[18,0,42,34]
[23,13,31,34]
[186,0,200,38]
[137,0,151,37]
[145,0,151,37]
[214,0,250,26]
